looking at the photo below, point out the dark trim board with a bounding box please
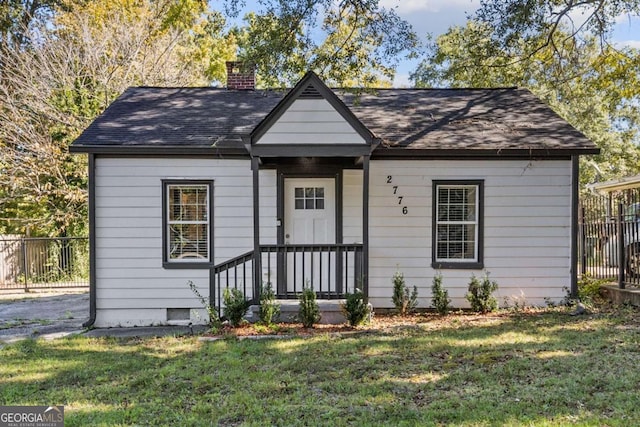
[275,168,344,295]
[161,179,215,269]
[69,145,249,157]
[83,153,97,328]
[261,157,362,170]
[276,171,344,246]
[570,155,579,297]
[431,179,485,270]
[250,71,374,145]
[70,145,600,158]
[362,155,370,299]
[272,158,356,175]
[251,144,371,158]
[371,148,600,159]
[252,157,262,302]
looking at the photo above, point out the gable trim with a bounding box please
[250,71,375,145]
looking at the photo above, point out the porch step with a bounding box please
[247,299,358,325]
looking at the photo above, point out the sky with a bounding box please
[225,0,640,87]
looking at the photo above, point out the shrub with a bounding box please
[466,272,498,313]
[577,274,605,305]
[298,286,321,328]
[341,289,371,327]
[223,288,249,327]
[259,282,280,325]
[187,280,220,331]
[392,270,418,315]
[561,275,606,309]
[431,273,451,315]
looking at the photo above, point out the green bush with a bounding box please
[392,270,418,315]
[431,273,451,315]
[187,280,220,331]
[298,286,321,328]
[577,274,605,304]
[341,289,371,327]
[259,282,280,325]
[223,288,249,327]
[466,272,498,313]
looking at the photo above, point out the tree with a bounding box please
[475,0,640,59]
[411,21,640,186]
[462,1,640,184]
[1,0,417,236]
[0,0,61,49]
[228,0,418,87]
[0,0,235,236]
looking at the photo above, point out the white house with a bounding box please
[70,63,599,327]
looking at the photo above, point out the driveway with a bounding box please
[0,292,89,343]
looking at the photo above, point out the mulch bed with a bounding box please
[198,311,518,341]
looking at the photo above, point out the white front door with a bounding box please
[284,178,335,245]
[284,178,336,292]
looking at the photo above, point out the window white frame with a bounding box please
[432,180,484,269]
[162,180,213,268]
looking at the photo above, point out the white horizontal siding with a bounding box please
[94,155,573,322]
[367,159,572,309]
[259,170,278,243]
[343,170,363,243]
[256,99,366,145]
[93,157,276,327]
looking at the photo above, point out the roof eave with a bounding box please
[587,174,640,193]
[69,144,250,157]
[371,147,601,159]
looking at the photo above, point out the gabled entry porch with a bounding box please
[239,70,377,310]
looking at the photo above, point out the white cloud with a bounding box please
[614,39,640,49]
[615,13,640,25]
[380,0,480,14]
[386,1,479,40]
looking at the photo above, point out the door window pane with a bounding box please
[294,187,325,210]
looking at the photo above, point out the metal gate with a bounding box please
[0,237,89,290]
[579,190,640,288]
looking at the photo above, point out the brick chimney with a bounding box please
[226,61,255,90]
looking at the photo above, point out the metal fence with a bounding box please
[579,189,640,288]
[0,237,89,290]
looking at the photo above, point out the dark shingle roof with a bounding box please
[72,87,285,149]
[71,86,599,155]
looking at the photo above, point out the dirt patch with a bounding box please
[0,292,89,342]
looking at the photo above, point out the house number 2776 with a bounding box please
[386,175,408,215]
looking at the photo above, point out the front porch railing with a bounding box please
[212,243,363,315]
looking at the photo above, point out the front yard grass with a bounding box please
[2,306,640,426]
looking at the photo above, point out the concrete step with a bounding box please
[247,299,360,325]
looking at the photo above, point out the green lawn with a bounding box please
[2,307,640,426]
